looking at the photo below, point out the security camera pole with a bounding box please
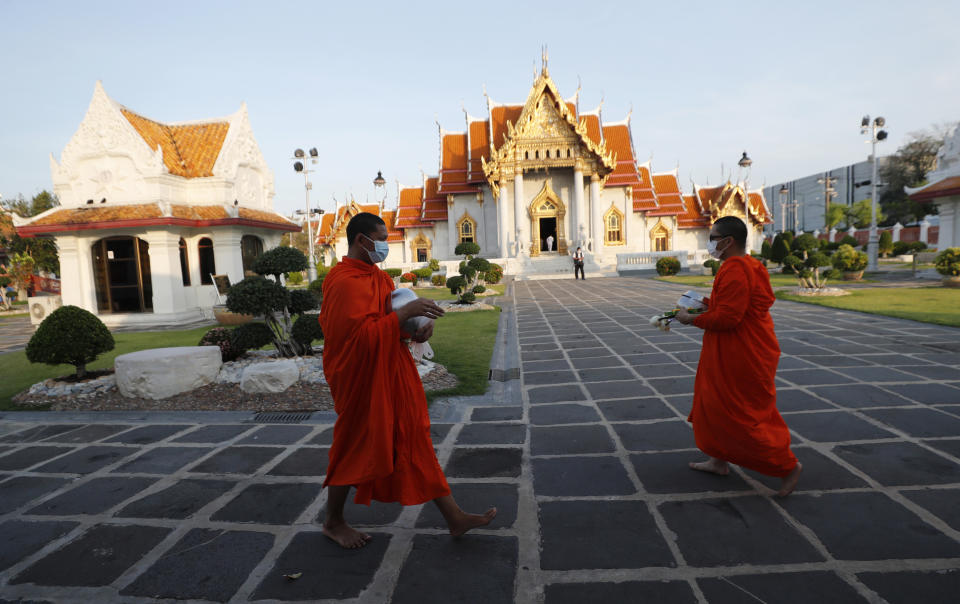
[860,116,888,272]
[293,148,321,282]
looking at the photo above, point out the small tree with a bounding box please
[760,239,772,261]
[798,252,831,290]
[26,305,114,379]
[935,248,960,277]
[9,252,35,295]
[453,242,487,303]
[770,236,791,265]
[655,256,681,276]
[832,244,868,273]
[878,231,893,258]
[226,247,318,357]
[791,233,819,260]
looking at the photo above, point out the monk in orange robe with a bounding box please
[320,212,496,548]
[676,216,802,497]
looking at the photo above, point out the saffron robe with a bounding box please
[688,255,798,477]
[320,257,451,505]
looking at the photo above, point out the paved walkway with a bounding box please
[1,277,959,603]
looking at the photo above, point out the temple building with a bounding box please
[14,82,299,326]
[909,124,960,249]
[317,61,772,275]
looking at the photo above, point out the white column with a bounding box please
[919,217,931,245]
[213,230,245,286]
[57,236,96,312]
[891,222,903,243]
[590,174,602,260]
[573,163,585,247]
[828,227,837,243]
[497,186,509,258]
[513,171,525,255]
[144,231,185,315]
[847,225,857,240]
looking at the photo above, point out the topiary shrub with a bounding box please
[199,327,245,362]
[384,268,403,278]
[459,291,476,304]
[428,258,440,271]
[400,272,418,284]
[771,235,791,265]
[232,322,274,353]
[472,284,486,294]
[832,244,868,272]
[485,263,504,284]
[454,241,481,258]
[838,235,858,247]
[413,267,433,280]
[878,231,893,257]
[291,313,324,350]
[892,241,910,257]
[431,274,445,286]
[285,271,304,285]
[760,240,772,261]
[252,246,308,280]
[781,254,803,274]
[909,241,928,252]
[935,247,960,276]
[791,233,819,255]
[824,268,842,280]
[308,278,324,304]
[26,305,115,379]
[446,275,466,295]
[655,256,681,276]
[703,259,720,276]
[800,251,832,289]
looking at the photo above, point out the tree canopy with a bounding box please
[880,124,956,225]
[1,190,61,274]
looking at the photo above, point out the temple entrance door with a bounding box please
[92,237,153,313]
[539,217,557,252]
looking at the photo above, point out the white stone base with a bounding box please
[98,309,208,329]
[115,346,222,399]
[240,359,300,393]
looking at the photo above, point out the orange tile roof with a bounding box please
[648,173,686,217]
[120,109,229,178]
[580,114,602,145]
[468,120,490,182]
[490,105,523,150]
[632,165,659,212]
[747,191,772,224]
[565,102,577,118]
[678,194,709,228]
[421,176,447,222]
[396,186,431,228]
[602,124,642,190]
[17,203,297,237]
[381,210,404,242]
[438,133,476,195]
[910,175,960,201]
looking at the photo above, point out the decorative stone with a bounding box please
[240,359,299,393]
[115,347,222,399]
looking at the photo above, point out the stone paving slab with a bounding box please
[0,277,958,602]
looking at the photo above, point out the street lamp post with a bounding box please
[293,148,320,282]
[778,185,788,232]
[860,115,888,272]
[817,173,838,230]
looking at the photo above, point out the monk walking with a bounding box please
[675,216,802,497]
[320,212,496,548]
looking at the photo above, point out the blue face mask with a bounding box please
[361,233,390,264]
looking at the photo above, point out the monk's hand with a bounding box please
[412,322,434,343]
[396,297,445,325]
[675,308,695,325]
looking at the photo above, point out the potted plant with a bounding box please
[831,244,867,281]
[935,247,960,287]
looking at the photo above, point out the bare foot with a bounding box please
[322,522,371,549]
[689,458,730,476]
[448,507,497,537]
[777,463,803,497]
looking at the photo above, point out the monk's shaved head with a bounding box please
[346,212,386,245]
[712,216,747,248]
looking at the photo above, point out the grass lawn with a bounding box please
[425,308,501,402]
[775,287,960,327]
[413,284,505,301]
[0,326,213,411]
[0,313,30,320]
[655,273,877,289]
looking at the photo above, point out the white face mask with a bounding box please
[361,233,390,264]
[706,237,728,259]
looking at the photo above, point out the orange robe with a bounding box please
[688,255,798,477]
[320,257,451,505]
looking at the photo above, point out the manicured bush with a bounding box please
[935,248,960,276]
[25,305,115,379]
[446,275,466,295]
[824,268,843,280]
[454,241,481,257]
[285,271,304,285]
[838,235,858,247]
[231,322,274,353]
[472,284,486,294]
[252,246,308,280]
[227,276,288,316]
[892,241,911,256]
[909,241,928,252]
[428,258,440,271]
[781,254,802,274]
[431,274,445,286]
[459,291,476,304]
[878,231,893,257]
[291,313,324,349]
[308,278,324,304]
[485,262,504,284]
[199,327,244,362]
[412,267,433,280]
[771,235,791,265]
[400,272,418,284]
[468,257,491,274]
[791,233,819,255]
[703,259,720,276]
[384,268,403,278]
[832,244,868,272]
[288,289,318,315]
[655,256,681,276]
[760,240,772,261]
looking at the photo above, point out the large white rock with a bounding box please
[115,346,222,399]
[240,359,300,393]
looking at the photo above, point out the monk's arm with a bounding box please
[323,279,400,361]
[692,265,749,331]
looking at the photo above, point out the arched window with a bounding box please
[241,235,263,275]
[546,149,550,158]
[198,237,216,284]
[91,236,153,313]
[650,219,671,252]
[178,238,190,286]
[604,206,624,245]
[456,212,477,244]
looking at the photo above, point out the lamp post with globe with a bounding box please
[860,116,888,272]
[293,148,321,282]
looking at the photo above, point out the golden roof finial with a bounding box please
[541,45,549,75]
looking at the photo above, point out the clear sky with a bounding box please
[1,0,958,217]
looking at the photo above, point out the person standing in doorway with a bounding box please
[572,246,585,279]
[546,233,555,252]
[675,216,801,497]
